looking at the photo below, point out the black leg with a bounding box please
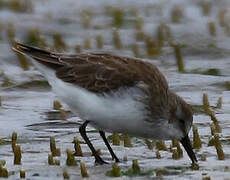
[79,121,107,165]
[99,131,120,163]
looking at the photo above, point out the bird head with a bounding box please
[169,95,197,163]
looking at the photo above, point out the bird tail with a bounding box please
[12,41,63,69]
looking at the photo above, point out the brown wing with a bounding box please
[12,42,168,94]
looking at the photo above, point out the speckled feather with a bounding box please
[12,42,192,138]
[12,42,197,163]
[12,42,176,119]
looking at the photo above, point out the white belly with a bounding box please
[51,78,183,140]
[32,60,183,140]
[52,77,148,133]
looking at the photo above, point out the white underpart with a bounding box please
[31,59,183,140]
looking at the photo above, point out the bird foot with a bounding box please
[114,158,120,163]
[94,157,108,165]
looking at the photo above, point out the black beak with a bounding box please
[180,134,197,163]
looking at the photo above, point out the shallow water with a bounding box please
[1,0,230,179]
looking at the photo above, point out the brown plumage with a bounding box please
[12,41,197,164]
[13,42,172,119]
[13,42,168,93]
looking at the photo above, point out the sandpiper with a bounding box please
[12,41,197,164]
